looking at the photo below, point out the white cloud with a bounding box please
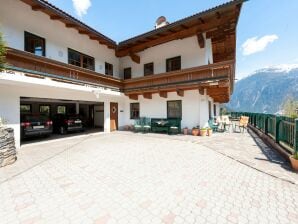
[72,0,91,18]
[241,35,278,56]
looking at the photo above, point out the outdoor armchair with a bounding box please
[234,116,249,133]
[208,118,219,132]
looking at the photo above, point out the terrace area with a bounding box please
[0,129,297,224]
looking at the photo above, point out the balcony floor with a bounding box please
[0,131,298,223]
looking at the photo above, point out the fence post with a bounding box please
[295,119,298,155]
[265,115,268,135]
[275,116,281,143]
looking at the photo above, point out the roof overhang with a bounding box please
[20,0,117,49]
[116,0,247,57]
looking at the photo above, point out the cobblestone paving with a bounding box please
[1,133,298,224]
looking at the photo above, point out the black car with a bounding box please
[21,114,53,139]
[52,114,84,134]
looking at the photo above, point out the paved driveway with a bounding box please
[0,133,298,224]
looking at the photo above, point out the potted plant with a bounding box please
[200,128,207,137]
[289,152,298,171]
[183,127,188,135]
[207,128,213,136]
[192,127,200,136]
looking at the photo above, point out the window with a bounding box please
[20,104,31,113]
[124,67,131,80]
[24,31,45,56]
[167,100,182,119]
[57,106,66,114]
[130,103,140,119]
[166,56,181,72]
[68,48,95,71]
[39,105,51,116]
[105,62,113,76]
[144,62,154,76]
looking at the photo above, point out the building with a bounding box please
[0,0,245,148]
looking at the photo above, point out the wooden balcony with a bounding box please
[5,48,122,90]
[123,60,234,103]
[4,48,234,103]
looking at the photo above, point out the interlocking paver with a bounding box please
[0,132,298,223]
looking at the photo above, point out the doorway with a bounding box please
[110,102,118,131]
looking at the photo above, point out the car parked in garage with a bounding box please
[52,114,84,134]
[21,114,53,139]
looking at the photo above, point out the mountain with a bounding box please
[226,65,298,114]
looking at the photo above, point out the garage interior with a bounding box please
[20,97,104,142]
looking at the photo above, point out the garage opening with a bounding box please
[20,97,104,144]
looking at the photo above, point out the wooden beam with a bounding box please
[143,93,152,99]
[78,30,89,35]
[89,36,98,40]
[128,94,138,100]
[198,88,204,95]
[32,5,44,11]
[199,17,205,24]
[129,52,140,64]
[180,24,189,30]
[50,15,62,20]
[176,89,184,97]
[159,91,168,98]
[65,24,78,28]
[197,33,205,48]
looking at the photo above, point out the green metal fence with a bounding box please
[230,112,298,155]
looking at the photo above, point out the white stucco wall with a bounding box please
[122,90,213,129]
[0,0,119,78]
[119,35,211,79]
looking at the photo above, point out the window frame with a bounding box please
[24,31,46,57]
[144,62,154,76]
[20,104,32,114]
[68,48,95,71]
[130,103,140,119]
[167,100,182,119]
[57,105,67,114]
[166,56,181,72]
[124,67,132,80]
[105,62,113,76]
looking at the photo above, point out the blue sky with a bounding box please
[47,0,298,79]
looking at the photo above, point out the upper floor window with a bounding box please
[144,62,154,76]
[166,56,181,72]
[105,62,113,76]
[24,31,45,56]
[124,67,131,80]
[68,48,95,71]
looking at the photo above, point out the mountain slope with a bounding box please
[227,67,298,114]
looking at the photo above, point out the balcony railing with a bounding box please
[123,60,234,93]
[231,112,298,155]
[4,48,122,90]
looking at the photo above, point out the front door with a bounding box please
[110,102,118,131]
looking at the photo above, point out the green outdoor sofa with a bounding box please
[151,118,181,134]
